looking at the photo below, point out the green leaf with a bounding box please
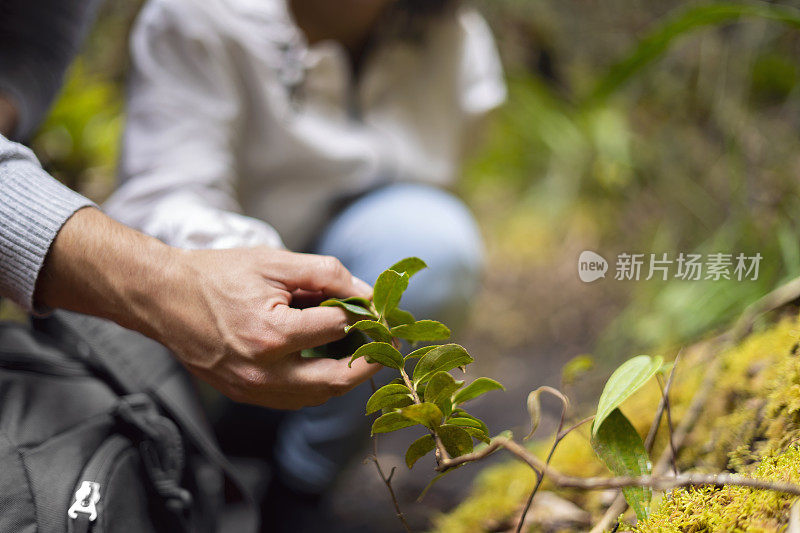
[590,408,652,520]
[423,371,463,418]
[389,257,427,278]
[391,320,451,342]
[346,320,393,343]
[405,345,437,360]
[386,307,416,328]
[348,342,404,370]
[448,417,489,440]
[593,355,663,436]
[366,384,413,415]
[438,425,474,457]
[371,412,418,435]
[405,434,436,469]
[461,427,491,444]
[448,416,488,433]
[320,297,377,318]
[452,377,505,405]
[424,371,463,403]
[398,403,443,430]
[373,270,409,317]
[412,344,474,385]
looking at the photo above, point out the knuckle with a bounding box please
[319,255,346,279]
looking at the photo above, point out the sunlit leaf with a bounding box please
[349,342,404,370]
[386,307,415,328]
[593,355,663,436]
[438,425,474,457]
[399,402,443,430]
[389,257,427,278]
[373,270,409,317]
[371,412,417,435]
[424,371,463,418]
[366,384,413,415]
[405,345,437,360]
[391,320,451,342]
[412,344,473,385]
[346,320,393,343]
[590,408,652,520]
[452,377,505,405]
[405,434,436,469]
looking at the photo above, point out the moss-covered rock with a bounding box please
[433,312,800,532]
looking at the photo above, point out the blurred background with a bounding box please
[11,0,800,530]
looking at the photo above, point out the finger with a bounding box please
[295,354,381,394]
[275,305,351,353]
[263,251,373,299]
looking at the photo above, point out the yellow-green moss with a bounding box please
[629,447,800,533]
[433,313,800,532]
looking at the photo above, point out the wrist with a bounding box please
[36,208,182,340]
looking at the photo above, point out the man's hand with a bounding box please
[36,207,379,409]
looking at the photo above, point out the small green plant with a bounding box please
[322,257,505,470]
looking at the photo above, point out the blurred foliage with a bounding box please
[29,0,800,358]
[467,0,800,361]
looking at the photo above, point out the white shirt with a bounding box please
[104,0,506,251]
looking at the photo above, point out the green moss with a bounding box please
[629,447,800,533]
[433,314,800,532]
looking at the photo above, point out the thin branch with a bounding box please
[367,453,412,533]
[515,390,573,533]
[656,373,678,476]
[437,437,800,496]
[368,378,412,533]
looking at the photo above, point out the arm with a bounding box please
[104,1,283,251]
[0,134,377,408]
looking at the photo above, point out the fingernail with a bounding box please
[352,276,373,297]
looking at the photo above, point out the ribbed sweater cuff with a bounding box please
[0,148,95,310]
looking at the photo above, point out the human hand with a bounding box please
[37,208,379,409]
[157,247,380,409]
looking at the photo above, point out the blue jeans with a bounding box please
[274,183,485,493]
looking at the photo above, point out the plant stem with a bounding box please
[437,436,800,496]
[399,365,451,463]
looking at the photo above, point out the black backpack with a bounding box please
[0,310,259,533]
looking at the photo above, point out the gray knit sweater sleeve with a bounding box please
[0,135,95,309]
